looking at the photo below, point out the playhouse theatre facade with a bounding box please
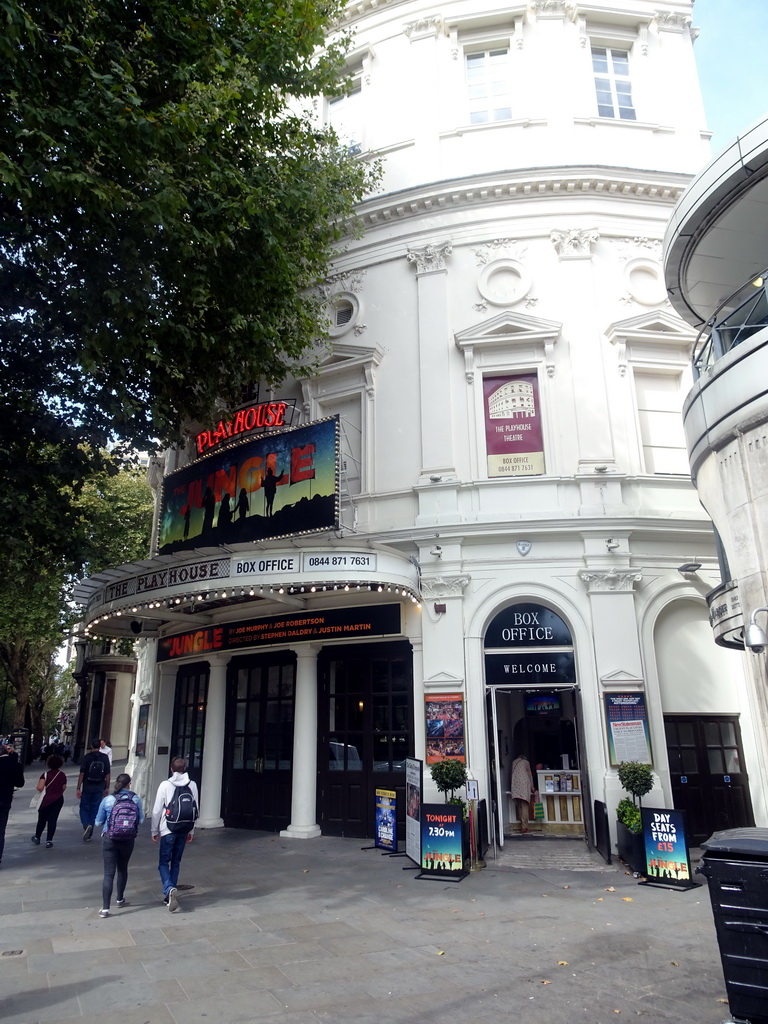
[75,0,768,853]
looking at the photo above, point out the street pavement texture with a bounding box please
[0,764,731,1024]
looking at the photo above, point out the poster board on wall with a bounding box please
[425,694,466,764]
[604,692,652,766]
[483,374,545,477]
[136,704,150,757]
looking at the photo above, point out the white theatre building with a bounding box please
[75,0,768,856]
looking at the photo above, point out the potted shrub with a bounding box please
[615,761,654,876]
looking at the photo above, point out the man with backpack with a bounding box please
[151,756,199,912]
[76,738,111,841]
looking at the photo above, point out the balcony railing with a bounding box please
[692,269,768,378]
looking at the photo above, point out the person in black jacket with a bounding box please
[0,743,25,865]
[76,738,111,841]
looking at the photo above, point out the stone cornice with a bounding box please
[579,568,643,593]
[349,168,691,232]
[420,575,471,598]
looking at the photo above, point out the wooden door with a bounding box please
[222,653,295,831]
[664,715,754,846]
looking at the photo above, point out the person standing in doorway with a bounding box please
[510,752,534,834]
[31,753,66,848]
[151,757,199,912]
[0,743,25,865]
[76,738,111,841]
[99,738,113,767]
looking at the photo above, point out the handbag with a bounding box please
[30,787,45,811]
[532,790,545,821]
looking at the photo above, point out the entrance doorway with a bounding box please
[318,641,413,838]
[222,652,295,831]
[664,714,755,845]
[487,686,588,845]
[170,662,209,789]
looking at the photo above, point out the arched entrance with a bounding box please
[484,603,590,847]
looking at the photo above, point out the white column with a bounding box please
[281,644,321,839]
[197,654,227,829]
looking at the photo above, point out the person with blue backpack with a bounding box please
[151,756,199,913]
[94,773,144,918]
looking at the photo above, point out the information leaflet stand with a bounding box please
[639,806,699,891]
[417,804,467,882]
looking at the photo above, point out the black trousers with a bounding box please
[35,796,64,842]
[0,798,11,861]
[101,835,135,909]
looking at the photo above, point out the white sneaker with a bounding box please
[167,887,178,912]
[99,909,109,918]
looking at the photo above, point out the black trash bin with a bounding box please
[700,828,768,1024]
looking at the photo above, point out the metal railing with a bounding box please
[692,268,768,378]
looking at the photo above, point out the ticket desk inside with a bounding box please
[506,771,584,835]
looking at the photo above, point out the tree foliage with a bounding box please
[1,0,377,553]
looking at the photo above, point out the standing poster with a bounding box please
[604,693,652,765]
[483,374,545,477]
[405,758,423,866]
[425,694,466,763]
[418,804,467,880]
[375,789,397,852]
[640,807,697,889]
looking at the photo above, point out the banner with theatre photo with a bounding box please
[425,694,465,764]
[157,417,339,554]
[483,373,545,477]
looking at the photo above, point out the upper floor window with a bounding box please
[592,46,635,120]
[329,78,363,155]
[466,48,512,124]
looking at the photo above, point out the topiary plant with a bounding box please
[617,760,654,807]
[430,759,468,803]
[616,797,642,835]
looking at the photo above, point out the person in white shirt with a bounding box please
[99,739,113,765]
[151,757,199,912]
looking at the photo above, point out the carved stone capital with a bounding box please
[406,241,453,275]
[551,228,599,260]
[579,569,643,593]
[404,15,444,40]
[655,11,691,33]
[530,0,570,18]
[420,575,471,598]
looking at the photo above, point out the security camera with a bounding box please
[745,608,768,654]
[130,619,144,636]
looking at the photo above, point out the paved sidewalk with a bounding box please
[0,764,731,1024]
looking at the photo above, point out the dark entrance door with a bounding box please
[222,652,295,831]
[664,714,755,846]
[171,662,209,789]
[318,641,413,839]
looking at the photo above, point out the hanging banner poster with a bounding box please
[425,694,466,764]
[136,704,150,758]
[640,807,698,890]
[604,693,652,766]
[375,789,397,852]
[483,374,545,477]
[405,758,423,866]
[417,804,467,881]
[157,417,339,554]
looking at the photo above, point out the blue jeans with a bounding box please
[79,786,104,829]
[158,831,187,896]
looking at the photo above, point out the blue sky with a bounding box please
[693,0,768,151]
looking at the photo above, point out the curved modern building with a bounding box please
[75,0,767,856]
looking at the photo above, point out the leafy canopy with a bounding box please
[1,0,376,517]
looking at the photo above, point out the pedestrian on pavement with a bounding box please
[99,738,113,766]
[95,772,144,918]
[31,753,67,848]
[76,738,111,841]
[151,757,199,912]
[510,752,534,834]
[0,743,25,865]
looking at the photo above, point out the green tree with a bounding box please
[0,459,153,744]
[1,0,377,553]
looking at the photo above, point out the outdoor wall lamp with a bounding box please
[745,607,768,654]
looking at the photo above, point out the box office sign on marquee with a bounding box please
[483,374,544,477]
[156,604,401,662]
[157,417,339,555]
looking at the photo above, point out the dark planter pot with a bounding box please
[616,819,646,875]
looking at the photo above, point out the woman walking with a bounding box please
[94,773,144,918]
[31,753,67,847]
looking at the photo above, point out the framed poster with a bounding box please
[483,374,545,477]
[418,804,467,880]
[136,703,150,758]
[640,807,698,890]
[405,758,423,866]
[604,693,652,766]
[374,789,397,852]
[425,693,466,764]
